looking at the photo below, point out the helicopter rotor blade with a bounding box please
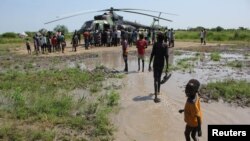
[44,10,100,24]
[117,8,178,16]
[119,10,173,22]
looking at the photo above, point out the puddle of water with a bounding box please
[74,49,250,86]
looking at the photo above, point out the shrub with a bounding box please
[1,32,18,38]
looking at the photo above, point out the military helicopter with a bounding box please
[45,7,176,32]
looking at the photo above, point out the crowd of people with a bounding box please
[27,31,67,54]
[25,27,176,55]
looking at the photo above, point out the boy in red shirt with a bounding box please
[136,34,147,72]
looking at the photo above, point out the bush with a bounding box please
[1,32,18,38]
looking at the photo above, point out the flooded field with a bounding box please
[1,44,250,141]
[63,48,250,85]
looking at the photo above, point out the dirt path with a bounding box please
[113,71,250,141]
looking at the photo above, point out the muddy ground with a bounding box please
[2,42,250,141]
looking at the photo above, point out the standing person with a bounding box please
[170,28,175,47]
[56,34,61,52]
[51,35,57,52]
[33,35,38,54]
[37,35,42,53]
[148,33,169,103]
[72,34,79,52]
[136,34,147,72]
[200,29,204,45]
[128,29,133,46]
[152,30,156,44]
[203,29,207,45]
[61,33,66,53]
[112,29,117,46]
[83,30,90,49]
[26,38,31,54]
[179,79,202,141]
[41,35,47,54]
[132,30,138,45]
[46,35,52,53]
[167,29,171,47]
[106,29,111,47]
[117,29,121,45]
[121,36,129,72]
[77,32,81,44]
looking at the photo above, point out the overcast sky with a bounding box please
[0,0,250,33]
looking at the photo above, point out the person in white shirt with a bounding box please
[117,29,121,45]
[200,30,204,45]
[41,35,47,54]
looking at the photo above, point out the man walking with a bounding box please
[149,33,169,103]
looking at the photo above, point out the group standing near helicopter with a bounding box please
[80,27,175,49]
[26,26,174,55]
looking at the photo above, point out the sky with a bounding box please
[0,0,250,33]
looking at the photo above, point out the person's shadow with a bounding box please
[133,93,154,102]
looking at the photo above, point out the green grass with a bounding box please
[0,68,120,140]
[210,52,221,61]
[0,123,55,141]
[175,30,250,42]
[174,50,183,56]
[227,60,243,68]
[0,37,25,44]
[201,80,250,106]
[168,57,198,72]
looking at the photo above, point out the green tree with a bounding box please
[39,28,48,35]
[215,26,224,32]
[53,25,69,34]
[238,27,247,30]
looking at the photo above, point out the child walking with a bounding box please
[179,79,202,141]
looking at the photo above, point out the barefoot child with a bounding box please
[179,79,202,141]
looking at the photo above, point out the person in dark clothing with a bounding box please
[121,36,129,72]
[77,32,81,44]
[72,34,79,52]
[83,30,90,49]
[148,33,169,103]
